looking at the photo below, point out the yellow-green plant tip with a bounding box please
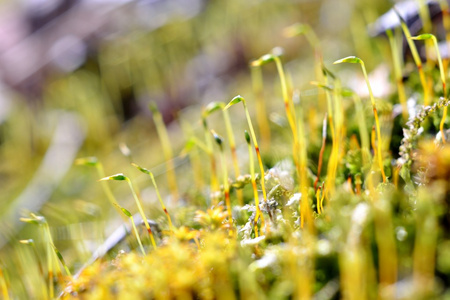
[283,23,309,37]
[244,130,251,144]
[252,54,275,67]
[131,163,151,175]
[322,66,336,79]
[204,102,224,117]
[99,173,127,181]
[52,245,64,262]
[210,130,223,146]
[75,157,98,167]
[148,102,159,114]
[19,217,40,225]
[310,81,333,91]
[224,96,243,110]
[333,56,362,64]
[113,203,132,218]
[19,239,34,245]
[410,33,434,40]
[341,88,355,97]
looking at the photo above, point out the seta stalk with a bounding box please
[149,102,179,201]
[334,56,387,182]
[132,163,175,233]
[410,33,448,143]
[99,174,157,249]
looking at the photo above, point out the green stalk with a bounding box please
[245,130,264,236]
[411,33,448,143]
[211,130,233,233]
[99,174,157,249]
[75,157,128,222]
[250,66,271,148]
[334,56,387,182]
[202,117,220,200]
[252,52,301,210]
[113,203,146,255]
[203,102,243,205]
[149,102,179,201]
[387,29,408,120]
[395,8,431,105]
[296,97,313,231]
[314,114,327,191]
[132,163,175,232]
[224,96,268,205]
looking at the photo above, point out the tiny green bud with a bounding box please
[114,203,132,218]
[99,173,127,181]
[283,23,309,37]
[148,102,159,114]
[75,157,98,167]
[203,102,224,117]
[20,239,34,245]
[224,95,244,110]
[244,130,251,145]
[410,33,434,40]
[211,130,223,147]
[131,163,152,176]
[250,54,275,67]
[333,56,362,65]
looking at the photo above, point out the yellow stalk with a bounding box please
[149,103,179,201]
[245,130,265,237]
[386,29,408,120]
[250,65,271,148]
[132,163,175,233]
[396,9,431,105]
[126,178,157,248]
[334,56,386,182]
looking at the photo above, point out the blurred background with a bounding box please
[0,0,393,297]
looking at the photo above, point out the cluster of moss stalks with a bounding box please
[7,5,450,300]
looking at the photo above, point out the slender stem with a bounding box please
[218,144,233,233]
[203,119,220,198]
[148,172,175,232]
[274,56,298,136]
[352,93,370,167]
[126,179,157,249]
[297,108,313,231]
[242,100,267,204]
[387,29,408,120]
[360,61,387,182]
[314,114,327,190]
[398,13,430,105]
[246,131,265,237]
[251,66,271,148]
[96,164,128,221]
[151,104,179,201]
[129,216,146,256]
[222,109,244,205]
